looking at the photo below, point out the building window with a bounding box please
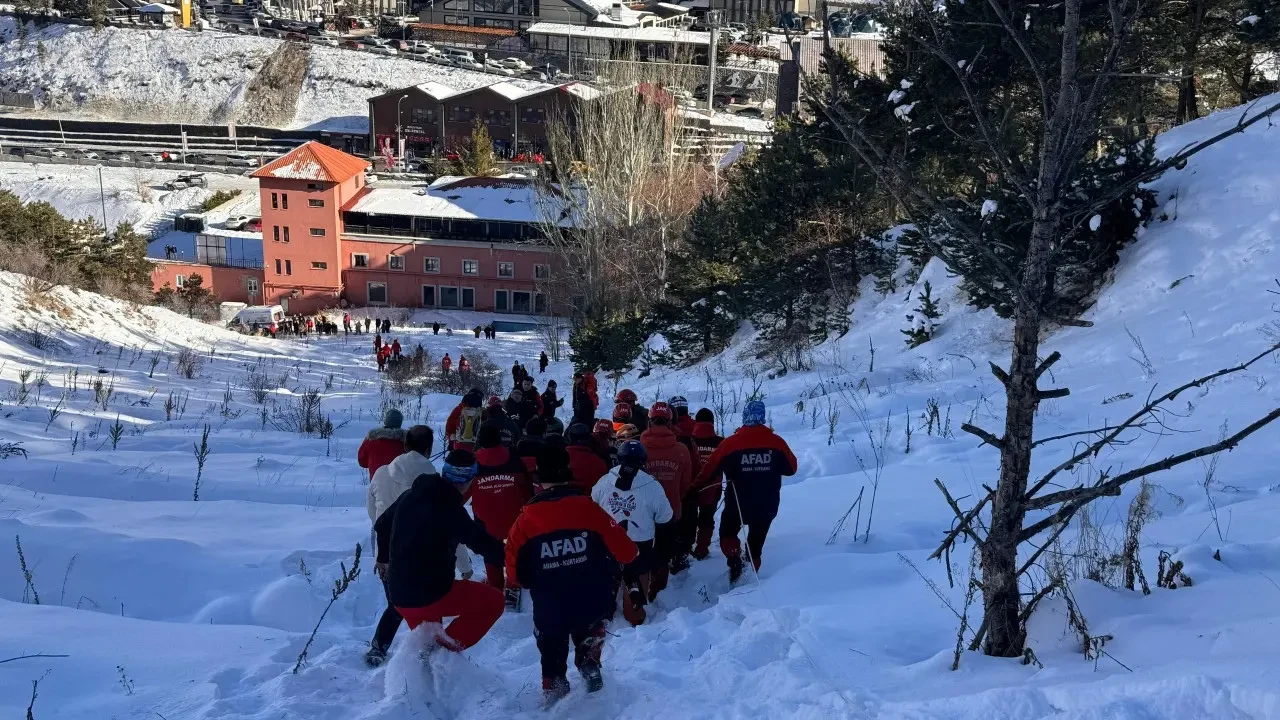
[462,287,475,309]
[449,105,476,123]
[484,108,512,126]
[389,254,405,270]
[273,226,280,242]
[439,286,459,308]
[473,17,513,28]
[312,261,328,269]
[368,282,387,305]
[534,263,551,280]
[352,253,369,268]
[422,285,436,306]
[443,14,469,24]
[424,257,441,273]
[462,259,478,275]
[535,292,547,314]
[474,0,514,11]
[175,274,186,288]
[283,227,291,243]
[246,277,259,296]
[308,198,324,208]
[271,192,278,209]
[520,107,546,125]
[285,259,292,275]
[495,289,509,312]
[411,107,436,126]
[310,228,325,236]
[281,193,289,210]
[443,0,468,8]
[275,259,282,274]
[497,261,514,278]
[512,290,531,313]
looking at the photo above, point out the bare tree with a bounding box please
[812,0,1280,657]
[537,53,715,328]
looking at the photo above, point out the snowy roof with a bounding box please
[526,22,710,45]
[415,81,466,101]
[485,81,541,101]
[138,3,179,12]
[345,176,569,225]
[252,141,369,183]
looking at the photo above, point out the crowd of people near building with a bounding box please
[359,359,798,706]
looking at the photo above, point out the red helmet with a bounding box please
[612,402,632,420]
[487,395,503,409]
[592,419,614,436]
[649,401,673,423]
[615,389,638,404]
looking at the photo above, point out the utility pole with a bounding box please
[706,10,722,112]
[97,165,109,238]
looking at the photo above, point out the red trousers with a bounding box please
[396,580,504,651]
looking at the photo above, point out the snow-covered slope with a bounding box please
[0,98,1278,720]
[0,19,548,130]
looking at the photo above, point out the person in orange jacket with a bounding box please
[693,400,796,583]
[638,401,693,598]
[376,344,391,372]
[442,353,453,374]
[391,339,402,360]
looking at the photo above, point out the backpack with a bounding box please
[455,407,483,445]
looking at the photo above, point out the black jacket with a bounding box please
[540,389,564,418]
[483,408,522,449]
[374,473,504,609]
[572,385,596,425]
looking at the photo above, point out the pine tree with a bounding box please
[454,119,499,177]
[902,281,942,348]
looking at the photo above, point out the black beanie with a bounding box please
[695,408,714,423]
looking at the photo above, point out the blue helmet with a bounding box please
[441,449,478,485]
[742,400,766,427]
[617,440,648,467]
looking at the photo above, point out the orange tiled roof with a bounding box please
[252,141,370,183]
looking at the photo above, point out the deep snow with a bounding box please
[0,98,1279,719]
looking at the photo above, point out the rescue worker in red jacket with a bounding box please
[506,446,637,705]
[471,426,534,608]
[611,402,633,434]
[638,401,693,598]
[357,409,406,481]
[566,423,610,491]
[445,389,485,449]
[615,389,649,431]
[694,400,797,583]
[685,408,724,560]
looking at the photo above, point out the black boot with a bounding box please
[670,552,691,575]
[580,661,604,693]
[542,677,571,706]
[727,556,744,584]
[504,587,522,611]
[364,643,389,668]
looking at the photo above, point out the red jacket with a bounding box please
[639,425,693,521]
[445,402,465,439]
[391,341,401,354]
[672,415,702,478]
[471,447,534,540]
[357,427,406,480]
[690,421,724,499]
[566,443,609,491]
[377,346,391,361]
[442,357,453,371]
[695,425,797,524]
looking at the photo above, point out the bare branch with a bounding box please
[989,362,1010,386]
[1031,422,1150,448]
[1037,388,1071,400]
[961,423,1005,449]
[1035,351,1062,379]
[0,654,69,665]
[928,479,992,560]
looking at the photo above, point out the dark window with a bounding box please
[422,285,436,306]
[389,254,405,270]
[274,259,282,274]
[512,291,531,313]
[273,225,280,242]
[473,17,513,28]
[484,108,512,126]
[474,0,514,12]
[281,193,288,210]
[353,253,369,268]
[283,227,290,243]
[312,261,327,269]
[285,259,292,275]
[462,259,478,275]
[443,14,469,24]
[520,107,546,124]
[462,288,475,309]
[411,107,437,126]
[448,105,476,123]
[495,290,509,312]
[271,192,278,209]
[535,263,551,279]
[517,0,534,14]
[310,228,325,236]
[425,257,440,272]
[535,292,547,314]
[368,282,387,304]
[440,286,459,308]
[497,261,514,278]
[443,0,468,8]
[308,198,324,208]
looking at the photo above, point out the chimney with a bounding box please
[609,2,622,20]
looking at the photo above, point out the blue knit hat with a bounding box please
[742,400,766,427]
[441,449,477,485]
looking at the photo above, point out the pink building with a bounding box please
[152,142,565,316]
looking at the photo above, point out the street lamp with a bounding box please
[396,93,409,163]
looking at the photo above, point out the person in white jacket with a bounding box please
[365,425,473,666]
[591,440,672,625]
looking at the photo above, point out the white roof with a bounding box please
[261,156,328,180]
[487,81,540,101]
[527,22,710,45]
[415,81,465,100]
[139,3,180,12]
[562,82,604,100]
[347,177,570,225]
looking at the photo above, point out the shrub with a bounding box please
[176,347,203,379]
[200,189,242,212]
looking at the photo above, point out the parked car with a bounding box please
[225,214,256,230]
[179,172,208,187]
[246,218,263,232]
[164,178,191,190]
[341,40,364,50]
[110,151,134,162]
[496,57,531,72]
[226,155,260,167]
[78,150,100,160]
[366,37,390,47]
[141,152,166,163]
[285,32,307,42]
[454,57,484,70]
[441,47,476,64]
[485,59,516,75]
[369,46,397,56]
[50,149,69,158]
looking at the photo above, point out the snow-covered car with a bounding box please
[141,152,166,163]
[369,46,397,56]
[164,178,191,190]
[496,57,531,72]
[225,215,256,230]
[226,156,260,167]
[110,151,134,162]
[312,36,338,47]
[50,149,69,158]
[366,37,390,47]
[453,57,484,71]
[485,59,516,76]
[78,150,100,160]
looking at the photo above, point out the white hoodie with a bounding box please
[367,451,472,575]
[592,466,673,543]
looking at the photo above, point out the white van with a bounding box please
[229,305,285,333]
[441,48,476,65]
